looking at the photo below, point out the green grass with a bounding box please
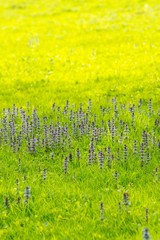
[0,0,160,107]
[0,0,160,239]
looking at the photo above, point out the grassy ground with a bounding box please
[0,0,160,239]
[0,0,160,108]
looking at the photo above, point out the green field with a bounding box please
[0,0,160,239]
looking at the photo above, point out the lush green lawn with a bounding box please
[0,0,160,239]
[0,0,160,107]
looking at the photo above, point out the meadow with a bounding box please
[0,0,160,239]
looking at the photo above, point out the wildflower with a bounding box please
[98,150,104,170]
[133,140,137,154]
[111,119,115,141]
[107,147,111,168]
[76,148,81,160]
[24,186,31,204]
[143,228,150,240]
[42,168,47,180]
[148,99,152,115]
[88,149,92,165]
[117,148,120,161]
[145,208,148,223]
[124,124,129,139]
[64,157,68,174]
[119,132,123,144]
[142,131,148,148]
[140,143,145,167]
[124,144,128,161]
[123,192,130,209]
[114,171,119,180]
[15,178,19,194]
[100,202,105,221]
